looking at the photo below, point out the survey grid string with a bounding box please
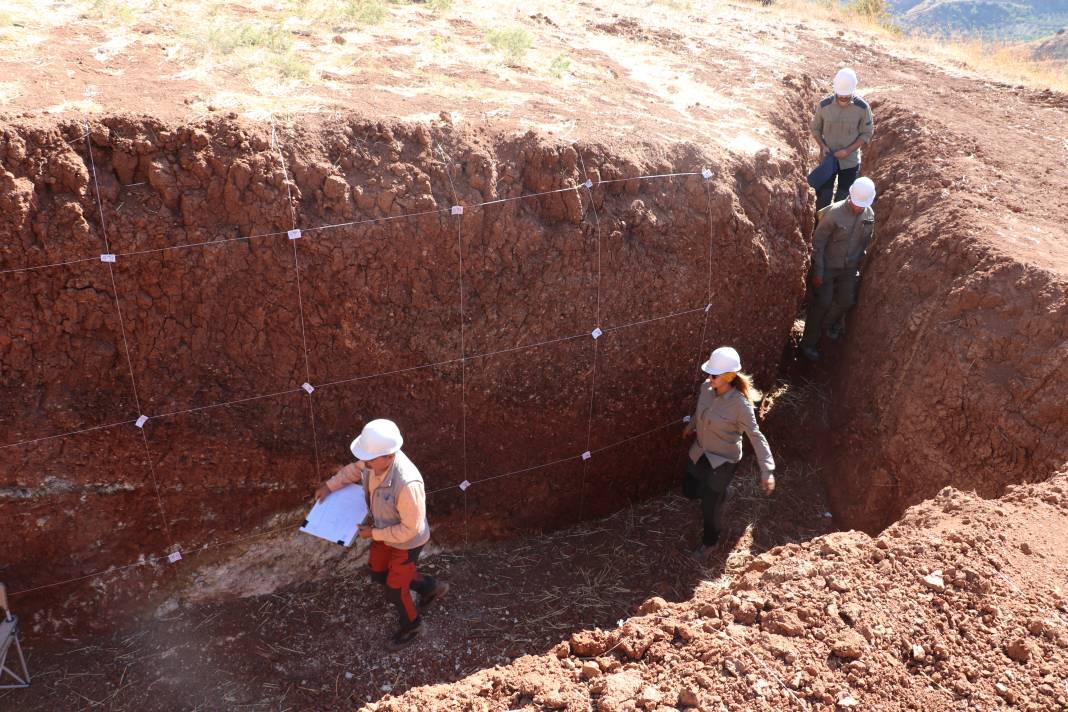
[273,122,323,480]
[435,141,471,545]
[0,161,706,276]
[673,177,720,484]
[576,145,602,521]
[425,414,687,496]
[84,120,176,550]
[9,409,685,598]
[0,305,711,454]
[5,145,720,598]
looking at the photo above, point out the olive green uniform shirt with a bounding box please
[810,94,874,170]
[811,199,876,281]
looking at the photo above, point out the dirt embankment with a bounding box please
[1,91,814,633]
[371,472,1068,711]
[822,98,1068,533]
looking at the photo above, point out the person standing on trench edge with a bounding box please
[811,67,874,211]
[682,347,776,561]
[312,419,449,650]
[800,177,877,362]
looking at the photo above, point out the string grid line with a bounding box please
[84,120,175,551]
[5,123,720,599]
[273,122,323,480]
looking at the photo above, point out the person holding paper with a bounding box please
[682,347,776,561]
[313,419,448,650]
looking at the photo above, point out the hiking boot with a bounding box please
[417,580,449,613]
[387,619,425,651]
[801,346,821,362]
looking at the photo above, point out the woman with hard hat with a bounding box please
[312,418,448,650]
[682,347,776,560]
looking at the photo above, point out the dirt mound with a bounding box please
[371,473,1068,711]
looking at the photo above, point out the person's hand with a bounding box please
[833,148,849,159]
[812,274,823,288]
[336,462,362,484]
[313,483,331,503]
[761,473,776,495]
[682,423,695,439]
[357,524,374,540]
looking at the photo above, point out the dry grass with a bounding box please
[768,0,1068,93]
[908,35,1068,93]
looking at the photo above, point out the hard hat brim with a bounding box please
[350,436,402,461]
[701,359,740,376]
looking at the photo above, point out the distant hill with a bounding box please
[887,0,1068,40]
[1030,27,1068,60]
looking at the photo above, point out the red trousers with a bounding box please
[369,541,429,626]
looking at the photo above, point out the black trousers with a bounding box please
[684,456,737,546]
[815,164,859,211]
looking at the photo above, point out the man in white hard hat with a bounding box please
[800,177,877,361]
[810,68,874,210]
[313,419,448,650]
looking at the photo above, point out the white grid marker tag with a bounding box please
[458,479,471,491]
[287,229,302,240]
[591,327,603,340]
[705,303,712,313]
[167,551,182,564]
[581,451,592,461]
[302,382,315,394]
[135,415,149,429]
[702,168,713,180]
[451,205,464,215]
[100,253,117,263]
[682,415,692,424]
[584,179,593,189]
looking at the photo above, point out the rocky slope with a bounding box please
[372,473,1068,711]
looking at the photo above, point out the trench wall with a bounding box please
[1,102,814,631]
[825,101,1068,533]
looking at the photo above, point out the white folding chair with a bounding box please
[0,583,31,689]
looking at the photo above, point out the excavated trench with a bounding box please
[2,78,1064,652]
[824,99,1068,534]
[1,90,815,635]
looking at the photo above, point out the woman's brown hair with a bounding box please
[730,372,762,403]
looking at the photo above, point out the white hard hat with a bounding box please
[350,419,404,460]
[833,68,858,97]
[849,177,876,208]
[701,346,742,376]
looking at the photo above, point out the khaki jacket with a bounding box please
[811,200,875,280]
[327,450,430,549]
[688,383,775,475]
[811,94,874,170]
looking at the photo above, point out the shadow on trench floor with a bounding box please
[10,449,836,711]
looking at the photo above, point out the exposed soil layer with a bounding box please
[0,102,814,633]
[366,472,1068,711]
[1,429,837,711]
[823,93,1068,533]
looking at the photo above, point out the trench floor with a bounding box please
[7,429,834,710]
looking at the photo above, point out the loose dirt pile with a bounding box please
[373,473,1068,711]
